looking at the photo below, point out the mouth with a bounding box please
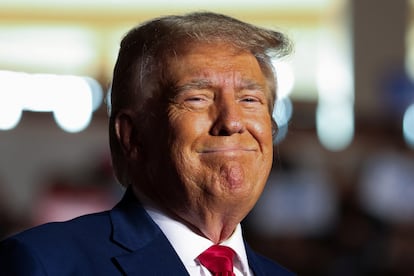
[198,147,256,154]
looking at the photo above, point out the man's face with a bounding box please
[144,43,274,219]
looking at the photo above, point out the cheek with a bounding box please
[169,111,210,146]
[167,115,203,168]
[249,115,273,144]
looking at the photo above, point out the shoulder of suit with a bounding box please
[2,210,111,246]
[250,251,296,275]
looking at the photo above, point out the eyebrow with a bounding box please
[241,80,266,91]
[173,79,213,94]
[173,78,266,94]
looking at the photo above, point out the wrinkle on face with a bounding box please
[141,42,274,242]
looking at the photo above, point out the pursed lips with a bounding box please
[197,147,257,154]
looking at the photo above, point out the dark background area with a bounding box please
[1,0,414,275]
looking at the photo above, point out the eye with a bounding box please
[177,92,213,110]
[238,91,268,110]
[239,95,264,105]
[240,97,260,103]
[185,96,207,102]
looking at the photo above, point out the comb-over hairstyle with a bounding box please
[109,11,292,186]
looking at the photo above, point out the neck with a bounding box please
[132,185,241,243]
[181,212,240,244]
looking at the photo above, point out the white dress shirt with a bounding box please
[143,203,253,276]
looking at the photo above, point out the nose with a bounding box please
[210,98,245,136]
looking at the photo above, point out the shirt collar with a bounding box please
[142,202,251,275]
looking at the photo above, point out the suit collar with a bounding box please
[108,189,285,275]
[109,188,161,251]
[245,242,265,276]
[114,235,189,275]
[109,188,189,275]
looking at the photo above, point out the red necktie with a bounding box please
[198,245,236,276]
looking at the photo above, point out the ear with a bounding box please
[115,112,140,159]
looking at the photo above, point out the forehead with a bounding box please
[167,42,269,88]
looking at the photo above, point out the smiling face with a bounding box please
[137,42,274,235]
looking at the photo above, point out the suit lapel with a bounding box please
[245,243,265,276]
[109,189,189,275]
[245,242,294,276]
[114,234,188,275]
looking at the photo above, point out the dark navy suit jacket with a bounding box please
[0,189,294,275]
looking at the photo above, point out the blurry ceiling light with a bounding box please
[85,77,104,112]
[272,59,295,144]
[316,26,354,151]
[0,26,97,74]
[316,102,354,151]
[273,97,293,127]
[0,71,103,133]
[0,0,333,10]
[273,97,293,144]
[403,103,414,148]
[316,49,353,103]
[272,59,295,99]
[0,103,22,131]
[0,71,23,130]
[51,75,94,133]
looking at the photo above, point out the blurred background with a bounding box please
[0,0,413,275]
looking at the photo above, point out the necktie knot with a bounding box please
[198,245,236,276]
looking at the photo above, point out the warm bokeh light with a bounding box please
[0,71,24,130]
[0,0,333,10]
[0,71,103,132]
[0,26,98,74]
[273,60,295,99]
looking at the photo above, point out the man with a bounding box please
[0,12,294,275]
